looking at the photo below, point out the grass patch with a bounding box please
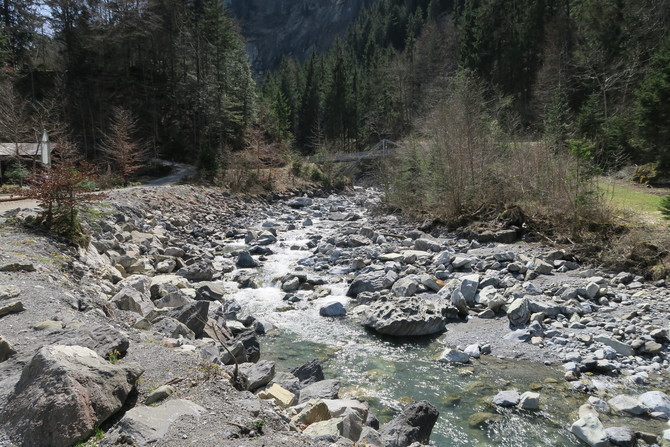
[599,178,670,228]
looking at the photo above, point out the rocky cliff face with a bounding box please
[226,0,373,75]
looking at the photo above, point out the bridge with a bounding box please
[307,139,399,163]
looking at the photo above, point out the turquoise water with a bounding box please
[258,314,581,447]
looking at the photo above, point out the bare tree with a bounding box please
[0,80,31,153]
[99,106,148,185]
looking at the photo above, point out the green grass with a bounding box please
[598,178,670,229]
[599,180,664,214]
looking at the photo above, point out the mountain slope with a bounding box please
[227,0,374,74]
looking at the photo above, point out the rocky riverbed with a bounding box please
[0,185,669,447]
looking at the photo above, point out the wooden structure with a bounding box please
[0,130,55,184]
[0,130,53,167]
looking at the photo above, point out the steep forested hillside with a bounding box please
[263,0,670,171]
[227,0,374,75]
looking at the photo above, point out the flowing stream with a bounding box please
[216,193,659,446]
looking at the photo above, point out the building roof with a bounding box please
[0,143,52,158]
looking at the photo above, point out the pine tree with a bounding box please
[634,34,670,167]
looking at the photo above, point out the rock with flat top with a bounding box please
[108,399,204,446]
[257,383,296,408]
[361,296,447,337]
[608,395,647,416]
[298,379,340,404]
[493,390,520,407]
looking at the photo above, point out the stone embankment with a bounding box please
[0,184,669,447]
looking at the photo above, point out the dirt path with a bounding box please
[0,198,39,214]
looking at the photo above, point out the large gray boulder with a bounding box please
[458,274,480,306]
[507,298,530,326]
[176,261,214,281]
[320,300,347,317]
[298,379,341,403]
[238,360,275,391]
[112,287,154,316]
[347,271,396,297]
[392,277,419,297]
[379,400,439,447]
[166,301,210,337]
[57,324,131,359]
[361,296,447,337]
[291,359,325,385]
[106,399,204,446]
[236,251,259,268]
[638,391,670,417]
[2,345,143,447]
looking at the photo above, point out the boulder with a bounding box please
[302,417,344,438]
[257,383,296,408]
[438,349,470,364]
[176,261,214,281]
[298,379,341,404]
[459,274,480,306]
[0,284,21,299]
[0,334,17,362]
[238,360,275,391]
[288,197,313,208]
[237,330,261,363]
[2,345,143,447]
[361,296,447,337]
[571,409,609,447]
[519,392,540,410]
[392,277,419,297]
[605,427,636,447]
[195,283,227,301]
[282,276,301,292]
[166,301,210,337]
[291,359,325,385]
[493,390,521,407]
[529,258,553,274]
[236,251,259,268]
[594,335,634,357]
[323,399,369,421]
[58,324,131,359]
[638,391,670,417]
[152,317,195,339]
[0,300,24,318]
[292,399,332,426]
[449,289,469,314]
[112,287,153,316]
[149,275,189,299]
[608,395,647,416]
[154,289,192,309]
[144,385,176,405]
[347,271,395,297]
[117,274,152,296]
[108,400,204,446]
[320,300,347,317]
[507,298,530,326]
[379,400,439,447]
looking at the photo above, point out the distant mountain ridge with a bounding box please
[226,0,374,75]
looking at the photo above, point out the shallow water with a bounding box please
[220,203,612,446]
